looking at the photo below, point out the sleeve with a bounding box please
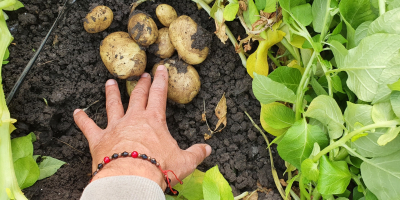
[80,176,166,200]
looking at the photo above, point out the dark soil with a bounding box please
[4,0,285,199]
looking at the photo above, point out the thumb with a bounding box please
[183,144,212,171]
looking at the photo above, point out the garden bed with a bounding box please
[4,0,284,199]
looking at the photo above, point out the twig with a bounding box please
[234,191,249,200]
[244,111,287,200]
[83,100,99,112]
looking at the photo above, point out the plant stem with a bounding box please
[280,38,301,63]
[312,120,400,162]
[268,51,281,67]
[379,0,386,15]
[192,0,247,67]
[299,175,311,200]
[295,51,317,120]
[319,0,331,43]
[234,191,249,200]
[350,172,367,195]
[290,190,301,200]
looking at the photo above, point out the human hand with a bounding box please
[73,65,212,190]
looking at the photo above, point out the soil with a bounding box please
[4,0,285,199]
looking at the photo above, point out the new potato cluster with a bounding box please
[83,4,211,104]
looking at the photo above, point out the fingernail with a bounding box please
[157,65,165,71]
[73,109,82,116]
[141,73,149,78]
[106,79,117,86]
[205,145,212,156]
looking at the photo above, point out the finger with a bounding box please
[180,144,212,176]
[73,109,102,143]
[147,65,168,115]
[127,73,151,114]
[105,79,124,125]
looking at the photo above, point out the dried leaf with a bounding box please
[237,35,241,41]
[279,179,288,187]
[244,191,258,200]
[204,133,212,140]
[239,1,247,11]
[252,19,267,30]
[201,112,206,122]
[214,93,227,131]
[214,20,228,44]
[235,43,241,53]
[243,42,252,52]
[260,10,271,19]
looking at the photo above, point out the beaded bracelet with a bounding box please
[91,151,182,195]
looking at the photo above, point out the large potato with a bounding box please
[100,32,146,79]
[156,4,177,27]
[169,15,211,65]
[84,6,113,33]
[149,28,175,59]
[152,59,200,104]
[128,11,158,47]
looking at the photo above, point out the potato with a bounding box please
[100,32,146,79]
[126,80,138,96]
[84,6,113,33]
[156,4,177,27]
[128,11,158,46]
[152,59,200,104]
[169,15,211,65]
[148,28,175,59]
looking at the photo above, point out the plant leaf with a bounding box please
[331,74,345,93]
[371,59,400,104]
[174,169,205,200]
[291,4,313,26]
[252,73,296,104]
[223,3,239,21]
[3,1,24,11]
[304,95,344,139]
[13,157,39,189]
[37,156,65,180]
[377,126,400,146]
[387,0,400,11]
[301,158,319,182]
[371,102,396,123]
[388,79,400,91]
[11,134,34,162]
[339,0,377,29]
[260,104,288,136]
[368,7,400,35]
[264,0,277,13]
[277,119,328,170]
[243,0,260,26]
[311,77,328,96]
[255,0,266,10]
[340,34,400,102]
[328,40,348,69]
[214,93,227,131]
[390,91,400,118]
[267,66,302,93]
[354,21,372,48]
[203,165,234,200]
[317,156,351,195]
[312,0,333,33]
[261,102,295,129]
[361,150,400,200]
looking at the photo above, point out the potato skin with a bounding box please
[156,4,177,27]
[169,15,210,65]
[152,59,200,104]
[126,80,138,96]
[84,6,113,33]
[128,11,158,46]
[148,28,175,59]
[100,32,146,79]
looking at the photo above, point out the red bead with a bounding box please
[132,151,138,158]
[104,157,110,164]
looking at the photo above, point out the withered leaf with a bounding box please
[201,112,206,122]
[279,179,288,187]
[239,1,247,11]
[214,20,228,44]
[243,42,252,52]
[204,133,212,140]
[214,93,227,131]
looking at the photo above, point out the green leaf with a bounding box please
[328,40,348,68]
[388,79,400,91]
[223,3,239,21]
[277,119,328,170]
[301,158,319,182]
[165,195,178,200]
[340,34,400,102]
[267,66,302,93]
[309,118,328,135]
[339,0,377,29]
[261,102,295,129]
[291,4,313,26]
[327,34,348,44]
[332,21,343,35]
[279,0,306,12]
[3,1,24,11]
[390,91,400,118]
[304,95,344,139]
[312,0,333,33]
[252,73,296,104]
[203,165,234,200]
[37,156,65,180]
[3,48,9,60]
[264,0,278,13]
[285,174,299,199]
[377,126,400,146]
[317,156,351,195]
[371,102,396,123]
[210,0,221,19]
[13,156,40,189]
[311,77,328,96]
[255,0,266,10]
[243,0,260,26]
[11,134,34,162]
[368,7,400,35]
[387,0,400,11]
[361,151,400,200]
[371,59,400,104]
[174,169,205,200]
[331,74,345,93]
[354,21,372,46]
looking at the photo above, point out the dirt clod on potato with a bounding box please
[84,6,113,33]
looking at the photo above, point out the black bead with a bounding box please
[98,163,103,169]
[112,153,119,159]
[93,171,98,176]
[165,178,171,184]
[150,158,157,164]
[141,154,148,159]
[122,151,129,157]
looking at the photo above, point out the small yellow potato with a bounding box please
[84,6,113,33]
[156,4,178,27]
[152,59,201,104]
[169,15,211,65]
[128,11,158,46]
[126,80,138,96]
[100,32,146,79]
[148,28,175,58]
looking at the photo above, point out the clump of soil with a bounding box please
[4,0,285,199]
